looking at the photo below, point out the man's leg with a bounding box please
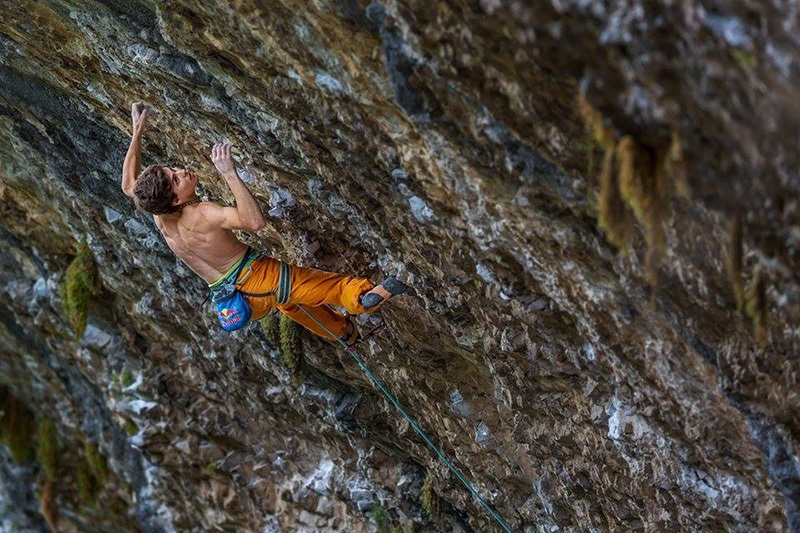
[286,264,375,315]
[277,303,356,342]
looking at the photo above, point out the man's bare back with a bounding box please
[154,204,248,283]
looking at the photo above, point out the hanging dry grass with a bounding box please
[745,267,768,346]
[726,213,745,311]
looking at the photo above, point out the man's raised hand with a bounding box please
[211,144,237,176]
[131,102,149,135]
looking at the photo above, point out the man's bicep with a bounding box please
[201,203,246,230]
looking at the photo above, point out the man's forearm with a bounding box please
[122,132,143,195]
[224,171,266,228]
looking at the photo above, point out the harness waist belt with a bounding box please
[208,250,292,304]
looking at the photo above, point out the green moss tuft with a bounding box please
[731,49,757,69]
[420,471,440,525]
[372,504,391,533]
[581,102,690,294]
[76,440,109,506]
[205,461,218,479]
[76,456,98,505]
[279,314,305,383]
[61,240,100,338]
[119,370,134,388]
[40,478,60,532]
[123,419,138,436]
[0,386,36,463]
[37,419,58,482]
[84,441,109,487]
[260,313,280,347]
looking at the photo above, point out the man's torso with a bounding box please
[154,203,247,284]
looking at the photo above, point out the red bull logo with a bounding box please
[214,293,251,331]
[219,307,243,325]
[219,308,237,319]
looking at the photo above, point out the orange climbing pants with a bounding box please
[217,254,374,340]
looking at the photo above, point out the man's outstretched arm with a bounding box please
[203,143,266,231]
[122,102,149,198]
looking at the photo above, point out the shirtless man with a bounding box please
[121,102,406,341]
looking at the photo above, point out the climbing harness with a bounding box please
[208,249,291,330]
[296,305,514,533]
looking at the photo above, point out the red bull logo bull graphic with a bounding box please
[219,307,243,325]
[219,308,237,319]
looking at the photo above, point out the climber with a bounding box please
[120,101,406,341]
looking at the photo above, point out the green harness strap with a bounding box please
[295,305,514,533]
[275,262,291,304]
[210,251,293,303]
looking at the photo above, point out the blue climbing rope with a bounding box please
[296,305,514,533]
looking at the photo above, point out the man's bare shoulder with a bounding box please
[191,200,218,210]
[191,201,258,232]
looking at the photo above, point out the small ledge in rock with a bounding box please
[449,389,473,418]
[124,218,148,235]
[391,168,408,180]
[314,71,344,93]
[475,421,492,447]
[104,206,123,224]
[583,341,596,362]
[409,195,435,222]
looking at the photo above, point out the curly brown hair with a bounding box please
[133,165,177,214]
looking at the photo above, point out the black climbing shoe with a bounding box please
[360,276,408,310]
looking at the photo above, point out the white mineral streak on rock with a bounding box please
[138,461,178,533]
[118,399,158,415]
[314,71,344,94]
[607,398,650,441]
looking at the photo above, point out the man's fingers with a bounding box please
[210,143,234,164]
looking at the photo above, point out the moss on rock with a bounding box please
[37,419,58,482]
[77,440,109,505]
[0,385,36,463]
[61,240,100,338]
[597,149,634,254]
[726,213,745,312]
[119,370,134,388]
[745,267,768,346]
[261,313,280,347]
[420,471,440,526]
[84,441,109,487]
[279,314,305,383]
[580,100,692,291]
[123,419,138,436]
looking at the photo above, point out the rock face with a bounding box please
[1,1,798,532]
